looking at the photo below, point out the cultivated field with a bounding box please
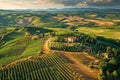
[0,10,120,80]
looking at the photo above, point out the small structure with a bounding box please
[64,36,77,43]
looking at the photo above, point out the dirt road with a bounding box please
[42,38,99,80]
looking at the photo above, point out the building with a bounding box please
[64,36,77,43]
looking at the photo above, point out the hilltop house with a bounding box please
[64,36,77,43]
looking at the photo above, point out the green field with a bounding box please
[47,26,120,40]
[0,10,120,80]
[0,32,43,65]
[77,26,120,40]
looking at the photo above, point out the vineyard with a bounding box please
[0,9,120,80]
[0,53,82,80]
[70,53,94,66]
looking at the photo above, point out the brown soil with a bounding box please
[41,38,51,54]
[85,19,114,26]
[43,38,99,80]
[55,51,99,80]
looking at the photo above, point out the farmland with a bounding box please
[0,53,83,80]
[0,29,44,64]
[77,26,120,40]
[0,9,120,80]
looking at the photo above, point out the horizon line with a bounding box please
[0,7,120,10]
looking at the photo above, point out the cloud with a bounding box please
[40,0,120,8]
[48,0,83,6]
[0,0,65,9]
[0,0,119,9]
[48,0,120,8]
[87,0,120,8]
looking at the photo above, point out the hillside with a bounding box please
[0,10,120,80]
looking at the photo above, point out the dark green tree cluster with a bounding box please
[49,41,85,52]
[49,32,120,58]
[98,57,120,80]
[25,27,53,35]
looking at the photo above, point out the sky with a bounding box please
[0,0,120,9]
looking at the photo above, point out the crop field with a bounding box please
[0,9,120,80]
[0,53,81,80]
[70,53,93,66]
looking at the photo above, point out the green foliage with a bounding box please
[48,36,85,52]
[113,70,118,77]
[89,61,94,68]
[98,73,106,80]
[31,17,42,27]
[98,58,120,80]
[0,28,15,47]
[99,61,108,70]
[0,31,44,65]
[48,32,120,59]
[25,27,53,35]
[0,10,120,80]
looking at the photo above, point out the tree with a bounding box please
[113,70,118,77]
[99,61,108,75]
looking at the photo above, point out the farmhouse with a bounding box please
[64,36,77,43]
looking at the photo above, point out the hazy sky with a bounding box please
[0,0,120,9]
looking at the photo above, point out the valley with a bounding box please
[0,9,120,80]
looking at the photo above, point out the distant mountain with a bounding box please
[0,8,120,13]
[45,8,120,12]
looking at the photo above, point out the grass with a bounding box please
[0,32,44,65]
[77,26,120,40]
[20,38,43,57]
[47,26,120,40]
[47,27,73,35]
[4,32,26,47]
